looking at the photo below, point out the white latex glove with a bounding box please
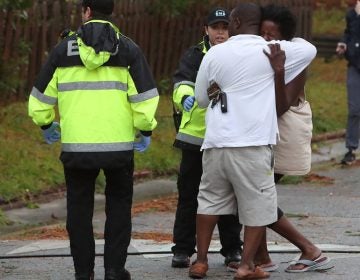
[336,42,347,55]
[356,0,360,15]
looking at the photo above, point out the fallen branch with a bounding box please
[311,129,345,143]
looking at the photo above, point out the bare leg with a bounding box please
[254,230,272,266]
[254,207,282,266]
[269,216,321,270]
[236,226,266,276]
[254,216,321,272]
[255,172,321,269]
[195,214,219,264]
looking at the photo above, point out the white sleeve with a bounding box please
[279,38,317,84]
[195,54,211,108]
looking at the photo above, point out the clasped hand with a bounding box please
[42,122,61,144]
[183,96,195,111]
[263,43,286,72]
[134,134,151,152]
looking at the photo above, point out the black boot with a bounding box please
[105,268,131,280]
[341,149,356,165]
[171,252,190,268]
[224,249,242,265]
[75,271,94,280]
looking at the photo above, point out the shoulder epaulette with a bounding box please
[59,28,75,39]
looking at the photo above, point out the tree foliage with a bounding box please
[0,0,32,101]
[0,0,32,10]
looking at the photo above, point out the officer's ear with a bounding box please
[83,6,92,21]
[204,26,209,35]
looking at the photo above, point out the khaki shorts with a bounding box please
[197,146,277,226]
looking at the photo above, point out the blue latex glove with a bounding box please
[183,96,195,112]
[134,134,151,152]
[42,122,61,144]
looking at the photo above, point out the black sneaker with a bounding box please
[171,253,190,268]
[224,250,242,266]
[341,150,356,165]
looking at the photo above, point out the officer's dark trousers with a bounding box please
[172,149,243,257]
[64,159,133,276]
[345,66,360,150]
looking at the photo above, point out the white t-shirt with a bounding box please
[195,35,317,150]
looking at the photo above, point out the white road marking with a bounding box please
[4,239,360,258]
[5,240,104,255]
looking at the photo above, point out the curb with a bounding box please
[1,179,178,234]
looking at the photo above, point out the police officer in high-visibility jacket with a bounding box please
[171,7,243,269]
[28,1,158,279]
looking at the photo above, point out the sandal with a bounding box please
[233,266,270,280]
[189,261,208,279]
[285,255,332,273]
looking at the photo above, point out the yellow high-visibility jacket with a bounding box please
[29,20,159,153]
[172,37,209,150]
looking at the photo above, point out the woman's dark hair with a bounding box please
[261,4,297,40]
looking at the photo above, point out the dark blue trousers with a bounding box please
[345,66,360,150]
[64,157,133,276]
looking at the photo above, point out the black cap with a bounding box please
[82,0,114,15]
[206,7,230,26]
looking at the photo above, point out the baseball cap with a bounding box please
[206,7,230,26]
[81,0,114,15]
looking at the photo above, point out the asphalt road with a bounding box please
[0,139,360,279]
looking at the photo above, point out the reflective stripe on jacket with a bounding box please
[28,20,159,152]
[172,37,209,149]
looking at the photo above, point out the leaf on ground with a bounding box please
[132,231,172,242]
[0,225,69,240]
[285,213,310,218]
[132,194,178,216]
[304,173,334,185]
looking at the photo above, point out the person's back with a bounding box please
[196,35,316,149]
[198,37,277,147]
[30,21,158,154]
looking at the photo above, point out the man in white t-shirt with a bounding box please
[188,3,317,280]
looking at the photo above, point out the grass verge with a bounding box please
[0,98,180,204]
[312,8,346,36]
